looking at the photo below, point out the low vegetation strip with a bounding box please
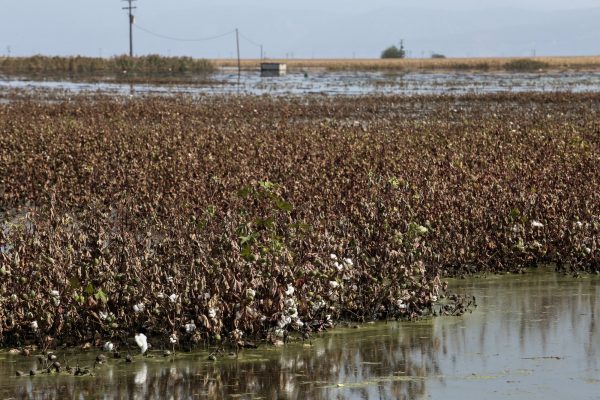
[215,56,600,72]
[0,55,215,82]
[0,93,598,349]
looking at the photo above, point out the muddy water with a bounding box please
[0,272,598,399]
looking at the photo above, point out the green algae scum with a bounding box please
[0,272,599,399]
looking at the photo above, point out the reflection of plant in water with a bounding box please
[2,274,599,399]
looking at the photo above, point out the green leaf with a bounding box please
[239,233,255,245]
[276,200,293,212]
[237,187,252,198]
[258,181,275,190]
[95,289,109,304]
[68,277,81,289]
[510,208,521,220]
[84,283,95,295]
[256,217,274,229]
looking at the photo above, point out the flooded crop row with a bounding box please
[3,70,600,98]
[0,272,598,399]
[0,92,597,352]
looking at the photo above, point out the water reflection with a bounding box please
[1,272,599,399]
[2,70,600,97]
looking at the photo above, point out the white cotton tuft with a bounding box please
[135,333,149,354]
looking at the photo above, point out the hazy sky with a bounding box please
[1,1,599,58]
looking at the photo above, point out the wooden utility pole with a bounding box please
[235,28,241,77]
[122,0,137,57]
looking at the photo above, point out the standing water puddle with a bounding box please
[0,272,598,399]
[3,70,600,97]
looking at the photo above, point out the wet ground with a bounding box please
[0,271,598,399]
[2,69,600,97]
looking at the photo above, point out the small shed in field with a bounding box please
[261,63,287,77]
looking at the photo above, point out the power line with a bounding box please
[239,31,264,60]
[134,24,236,42]
[238,32,260,48]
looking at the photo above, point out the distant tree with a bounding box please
[431,53,446,59]
[381,40,406,59]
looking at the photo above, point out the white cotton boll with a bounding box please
[397,299,407,310]
[431,295,438,303]
[133,303,145,313]
[156,292,165,299]
[531,220,544,228]
[584,247,592,254]
[329,281,339,289]
[278,315,291,328]
[284,298,295,308]
[50,290,60,297]
[169,294,178,303]
[184,323,196,333]
[334,262,343,272]
[576,221,583,228]
[274,328,285,338]
[169,334,178,344]
[285,284,295,296]
[293,319,304,327]
[330,254,337,260]
[204,292,211,300]
[103,341,114,352]
[312,300,326,311]
[208,308,217,319]
[232,329,243,339]
[99,311,108,320]
[135,333,148,354]
[343,258,353,267]
[260,315,267,322]
[246,288,256,300]
[30,321,38,330]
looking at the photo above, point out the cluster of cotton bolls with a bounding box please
[330,254,354,272]
[274,284,303,338]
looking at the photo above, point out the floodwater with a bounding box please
[0,272,598,399]
[2,69,600,97]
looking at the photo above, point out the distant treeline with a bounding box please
[0,55,215,80]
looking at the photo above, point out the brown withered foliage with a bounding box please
[0,92,598,347]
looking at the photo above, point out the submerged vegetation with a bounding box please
[0,55,215,83]
[0,93,598,350]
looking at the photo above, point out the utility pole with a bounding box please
[122,0,137,57]
[235,28,241,77]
